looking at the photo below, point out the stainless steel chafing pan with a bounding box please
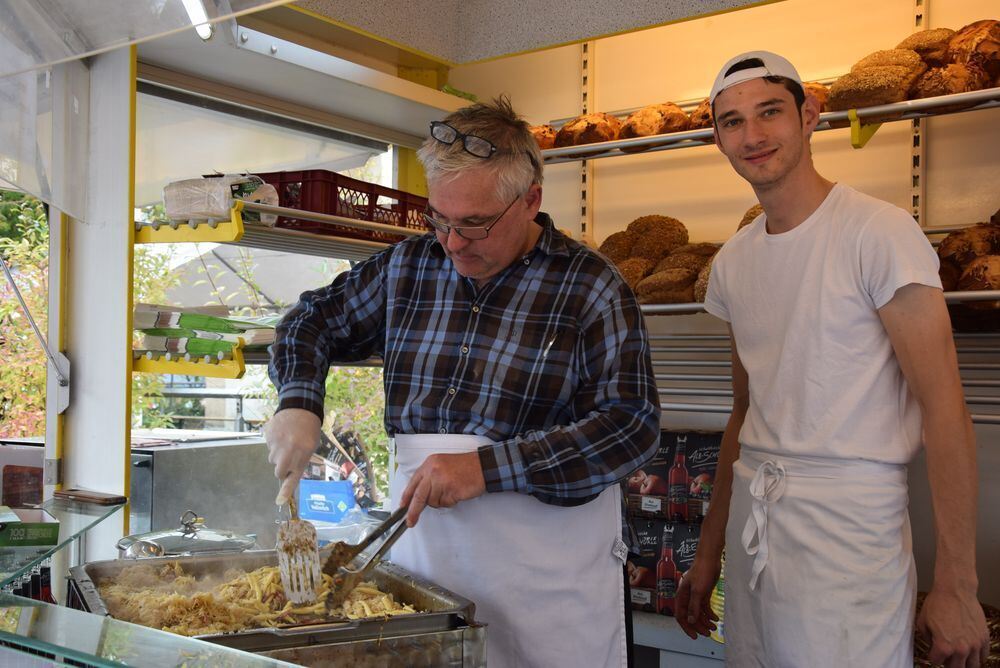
[69,550,479,654]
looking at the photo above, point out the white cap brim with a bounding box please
[709,51,802,104]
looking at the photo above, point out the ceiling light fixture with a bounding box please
[181,0,214,41]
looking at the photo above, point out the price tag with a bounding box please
[640,496,662,513]
[631,589,651,605]
[611,537,628,563]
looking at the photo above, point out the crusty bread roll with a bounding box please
[626,215,689,261]
[655,252,710,274]
[802,81,830,111]
[937,223,1000,268]
[689,98,713,129]
[619,103,690,152]
[851,49,926,73]
[948,20,1000,79]
[694,258,714,303]
[599,230,637,263]
[911,63,988,102]
[896,29,956,66]
[554,112,622,149]
[529,124,557,150]
[617,257,656,291]
[738,204,764,231]
[671,243,720,257]
[828,65,926,111]
[635,268,698,304]
[957,255,1000,309]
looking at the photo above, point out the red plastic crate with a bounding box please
[256,170,430,243]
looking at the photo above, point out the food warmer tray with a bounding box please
[68,550,481,654]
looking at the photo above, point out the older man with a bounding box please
[266,97,660,667]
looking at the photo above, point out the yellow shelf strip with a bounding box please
[132,339,246,379]
[134,201,245,244]
[848,108,881,149]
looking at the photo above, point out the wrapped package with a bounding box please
[163,174,279,225]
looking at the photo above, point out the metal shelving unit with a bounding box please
[541,86,1000,163]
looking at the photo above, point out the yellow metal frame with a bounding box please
[133,340,247,380]
[134,201,246,244]
[848,108,882,149]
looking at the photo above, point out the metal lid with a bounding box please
[117,510,256,556]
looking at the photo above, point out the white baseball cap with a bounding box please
[709,51,802,104]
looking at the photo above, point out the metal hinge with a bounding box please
[44,458,63,486]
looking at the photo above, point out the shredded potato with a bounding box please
[97,563,417,636]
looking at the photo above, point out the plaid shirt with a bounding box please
[270,213,660,508]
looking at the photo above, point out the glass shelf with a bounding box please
[0,499,124,589]
[0,593,296,667]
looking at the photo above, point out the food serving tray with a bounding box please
[69,550,478,653]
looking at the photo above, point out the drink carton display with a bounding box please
[627,518,664,612]
[626,518,704,616]
[682,432,722,523]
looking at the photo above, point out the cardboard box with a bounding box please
[627,518,665,612]
[627,430,721,522]
[0,506,59,547]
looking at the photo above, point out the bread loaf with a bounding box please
[599,230,637,263]
[689,98,713,129]
[635,268,698,304]
[671,243,720,257]
[626,215,689,261]
[957,255,1000,309]
[619,103,690,152]
[937,223,1000,268]
[828,65,926,111]
[529,124,557,150]
[896,29,956,66]
[911,63,988,102]
[948,19,1000,79]
[851,49,926,73]
[617,257,656,291]
[554,113,622,149]
[694,258,714,303]
[654,252,710,274]
[738,204,764,231]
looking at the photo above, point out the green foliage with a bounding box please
[0,198,49,436]
[324,366,388,497]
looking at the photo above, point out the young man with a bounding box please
[266,98,660,667]
[675,51,989,666]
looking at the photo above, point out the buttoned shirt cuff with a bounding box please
[477,440,531,494]
[275,381,326,422]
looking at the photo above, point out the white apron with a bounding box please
[389,434,628,668]
[724,446,915,667]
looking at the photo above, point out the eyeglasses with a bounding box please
[422,194,521,240]
[429,121,498,159]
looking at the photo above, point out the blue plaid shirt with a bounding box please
[270,213,660,507]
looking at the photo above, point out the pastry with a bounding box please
[896,29,956,66]
[689,98,713,129]
[619,103,690,152]
[529,124,557,150]
[803,81,830,111]
[554,112,622,148]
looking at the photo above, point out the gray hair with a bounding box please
[417,96,543,203]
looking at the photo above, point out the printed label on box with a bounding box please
[630,589,652,605]
[640,496,662,513]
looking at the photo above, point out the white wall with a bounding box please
[450,0,1000,605]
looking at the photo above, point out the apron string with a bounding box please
[741,459,787,590]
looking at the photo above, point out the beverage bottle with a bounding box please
[655,524,678,615]
[668,444,689,522]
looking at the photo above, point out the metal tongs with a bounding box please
[323,505,409,610]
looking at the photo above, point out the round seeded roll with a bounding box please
[617,257,656,291]
[619,103,691,152]
[896,28,956,66]
[654,252,710,274]
[957,255,1000,309]
[828,65,927,111]
[599,230,638,263]
[671,243,720,257]
[851,49,925,73]
[554,112,622,149]
[529,124,557,150]
[636,268,698,304]
[948,19,1000,79]
[802,81,830,111]
[626,215,689,261]
[694,257,714,303]
[739,204,764,231]
[689,98,713,129]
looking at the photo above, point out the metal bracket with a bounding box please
[54,351,71,414]
[848,109,882,149]
[44,458,62,486]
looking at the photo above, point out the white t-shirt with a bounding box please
[704,183,941,464]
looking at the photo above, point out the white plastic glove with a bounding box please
[264,408,321,506]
